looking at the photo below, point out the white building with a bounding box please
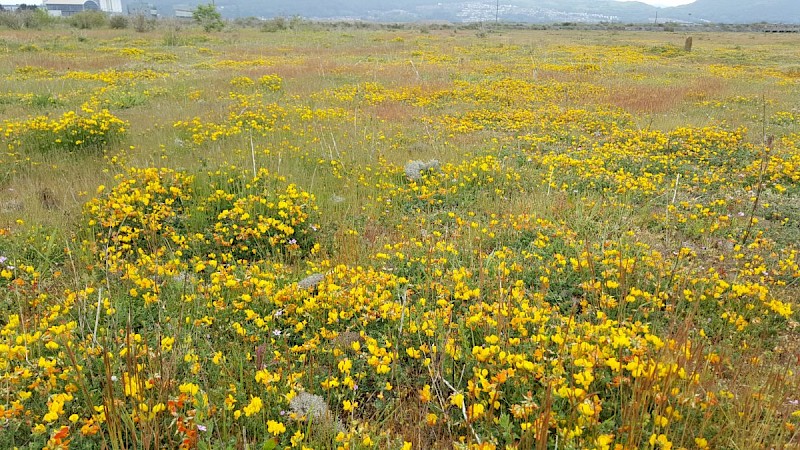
[44,0,121,16]
[45,0,100,17]
[97,0,121,14]
[174,4,193,19]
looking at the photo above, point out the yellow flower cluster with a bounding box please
[1,106,127,153]
[258,74,283,91]
[83,166,319,267]
[83,167,195,264]
[63,68,170,85]
[174,86,345,145]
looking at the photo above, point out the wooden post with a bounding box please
[684,36,693,52]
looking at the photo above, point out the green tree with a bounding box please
[193,3,223,32]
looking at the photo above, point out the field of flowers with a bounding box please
[1,23,800,449]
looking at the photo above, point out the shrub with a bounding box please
[23,8,55,28]
[131,13,155,32]
[108,15,128,29]
[68,10,108,29]
[0,9,55,29]
[288,15,304,29]
[193,3,223,32]
[261,16,287,32]
[0,11,22,29]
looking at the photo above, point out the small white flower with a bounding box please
[289,391,329,420]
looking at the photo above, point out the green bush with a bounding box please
[24,9,55,28]
[0,11,22,29]
[261,16,287,32]
[193,3,223,32]
[0,10,50,29]
[131,13,155,32]
[68,10,108,29]
[109,15,128,29]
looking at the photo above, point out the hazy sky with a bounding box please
[616,0,696,6]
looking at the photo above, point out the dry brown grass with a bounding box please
[10,53,130,72]
[607,77,725,114]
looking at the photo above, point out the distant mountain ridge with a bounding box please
[671,0,800,24]
[151,0,800,24]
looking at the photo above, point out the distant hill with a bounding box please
[149,0,800,24]
[669,0,800,24]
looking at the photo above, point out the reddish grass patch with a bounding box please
[607,77,724,114]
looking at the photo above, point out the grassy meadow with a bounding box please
[1,21,800,449]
